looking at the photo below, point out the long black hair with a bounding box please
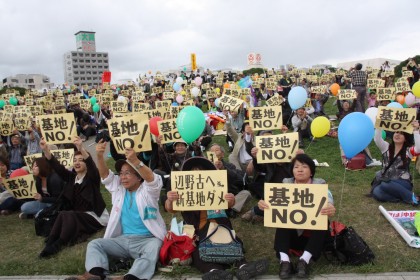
[388,132,414,169]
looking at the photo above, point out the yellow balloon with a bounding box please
[412,81,420,98]
[215,88,220,93]
[180,90,186,96]
[310,116,331,138]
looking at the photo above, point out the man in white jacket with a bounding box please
[66,140,166,280]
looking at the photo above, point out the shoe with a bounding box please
[241,210,254,222]
[236,259,269,280]
[296,259,310,278]
[64,271,102,280]
[0,210,11,215]
[39,239,63,258]
[366,159,382,167]
[19,213,34,219]
[412,193,419,206]
[279,261,293,279]
[202,269,233,280]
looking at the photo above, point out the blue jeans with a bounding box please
[86,235,162,280]
[372,179,413,203]
[21,201,52,215]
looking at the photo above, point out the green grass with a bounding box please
[1,97,419,277]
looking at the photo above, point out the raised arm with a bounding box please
[96,139,109,179]
[126,148,154,183]
[374,129,389,154]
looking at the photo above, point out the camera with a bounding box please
[95,130,111,143]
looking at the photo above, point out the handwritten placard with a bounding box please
[375,106,417,133]
[256,132,299,163]
[249,106,283,131]
[157,119,182,144]
[337,89,357,100]
[3,174,37,199]
[38,113,77,144]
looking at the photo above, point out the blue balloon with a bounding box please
[214,98,220,107]
[387,102,403,108]
[338,112,374,159]
[173,82,181,92]
[288,86,308,110]
[172,102,178,107]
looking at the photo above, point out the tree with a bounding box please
[243,68,265,76]
[393,55,420,78]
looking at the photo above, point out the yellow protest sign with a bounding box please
[50,149,75,169]
[4,105,14,113]
[402,71,414,78]
[132,102,150,112]
[142,108,171,120]
[256,132,299,163]
[383,70,394,77]
[249,106,283,131]
[157,119,182,144]
[266,94,284,107]
[3,174,37,199]
[394,81,411,93]
[80,99,91,111]
[375,106,417,133]
[218,95,243,112]
[201,83,211,90]
[28,105,44,116]
[110,100,128,113]
[337,89,357,100]
[206,89,218,100]
[163,91,175,100]
[172,170,228,211]
[38,113,77,144]
[265,78,277,90]
[155,100,171,111]
[377,88,396,101]
[264,183,329,230]
[52,108,67,114]
[304,98,312,109]
[310,85,327,94]
[108,113,151,154]
[14,117,31,131]
[367,79,385,89]
[0,120,14,136]
[24,153,42,173]
[120,90,130,97]
[170,106,187,119]
[206,151,218,164]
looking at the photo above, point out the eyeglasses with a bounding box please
[119,171,134,177]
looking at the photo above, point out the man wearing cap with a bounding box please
[6,132,27,170]
[66,141,166,280]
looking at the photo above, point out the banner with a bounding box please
[218,95,243,112]
[256,132,299,163]
[38,113,77,144]
[375,106,417,133]
[337,89,357,100]
[157,119,182,144]
[377,88,396,101]
[249,106,282,131]
[3,174,37,199]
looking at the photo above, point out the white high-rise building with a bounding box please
[63,31,110,87]
[2,74,53,89]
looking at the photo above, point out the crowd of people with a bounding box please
[0,59,420,280]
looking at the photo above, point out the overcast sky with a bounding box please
[1,0,419,85]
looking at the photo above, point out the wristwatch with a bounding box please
[135,161,144,169]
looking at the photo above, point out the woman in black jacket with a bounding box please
[39,136,109,258]
[19,157,65,219]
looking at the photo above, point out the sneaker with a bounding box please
[296,259,310,278]
[202,269,233,280]
[19,213,34,219]
[236,259,269,280]
[366,159,382,167]
[279,261,293,279]
[412,193,419,206]
[241,210,254,222]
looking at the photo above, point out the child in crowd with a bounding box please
[368,92,377,108]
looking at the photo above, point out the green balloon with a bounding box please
[402,103,408,108]
[9,97,18,106]
[0,100,5,109]
[92,103,100,113]
[90,97,97,105]
[382,130,386,140]
[183,67,187,71]
[176,106,205,144]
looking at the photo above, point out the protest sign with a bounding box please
[142,108,171,120]
[379,206,420,248]
[28,105,44,116]
[249,106,282,131]
[52,108,67,114]
[3,174,37,199]
[375,106,417,133]
[24,153,42,173]
[163,91,175,100]
[218,95,243,112]
[383,70,394,77]
[108,113,151,154]
[155,100,171,111]
[310,85,327,94]
[264,183,328,230]
[206,89,218,99]
[110,100,128,113]
[367,79,385,89]
[256,132,299,163]
[206,151,218,164]
[38,113,77,144]
[132,102,150,112]
[0,120,14,136]
[157,119,182,144]
[304,98,312,109]
[265,78,277,90]
[395,81,411,93]
[337,89,357,100]
[14,117,31,131]
[402,71,414,78]
[377,88,396,101]
[266,94,284,106]
[80,99,91,111]
[172,170,228,211]
[50,149,75,169]
[170,106,187,119]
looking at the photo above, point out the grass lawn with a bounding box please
[0,97,419,277]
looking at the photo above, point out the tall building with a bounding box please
[63,31,110,87]
[2,74,54,89]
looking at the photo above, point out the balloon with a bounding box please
[194,77,203,86]
[387,102,403,108]
[176,77,184,85]
[382,130,386,140]
[117,96,126,102]
[310,116,331,138]
[149,116,163,136]
[396,95,405,105]
[365,107,378,126]
[92,103,100,113]
[183,67,187,71]
[90,97,97,105]
[67,89,71,93]
[214,98,220,107]
[405,93,416,106]
[176,106,205,144]
[288,86,307,110]
[223,83,230,89]
[403,103,408,108]
[148,70,152,74]
[215,88,220,93]
[330,83,340,96]
[9,97,18,106]
[176,94,184,104]
[191,87,200,97]
[412,81,420,97]
[173,83,181,92]
[0,100,4,108]
[172,102,178,107]
[180,90,186,96]
[338,112,374,159]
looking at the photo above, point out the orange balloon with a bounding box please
[330,83,340,96]
[396,95,405,105]
[224,83,230,89]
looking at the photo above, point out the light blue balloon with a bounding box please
[172,102,178,107]
[214,98,220,107]
[338,112,374,159]
[173,83,181,92]
[387,102,403,108]
[288,86,307,110]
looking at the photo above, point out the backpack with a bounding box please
[342,153,366,171]
[324,221,375,265]
[159,231,196,266]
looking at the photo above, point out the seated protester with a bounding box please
[207,98,218,113]
[164,157,269,280]
[6,133,27,171]
[258,154,336,279]
[371,121,420,204]
[19,157,65,219]
[38,136,109,258]
[292,107,313,148]
[0,157,22,215]
[25,126,42,155]
[209,144,251,216]
[312,92,329,117]
[77,112,97,141]
[65,142,166,280]
[336,99,356,121]
[198,122,215,151]
[225,112,255,173]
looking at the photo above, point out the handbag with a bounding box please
[198,223,244,264]
[34,194,70,237]
[159,231,196,266]
[324,221,375,265]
